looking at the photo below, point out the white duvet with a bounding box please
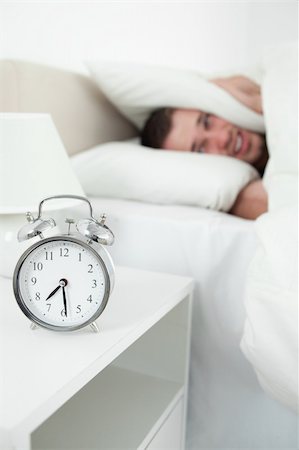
[241,43,298,412]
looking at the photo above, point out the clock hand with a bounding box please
[45,285,61,301]
[62,285,67,317]
[45,279,68,302]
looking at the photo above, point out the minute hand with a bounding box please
[62,286,67,317]
[45,285,61,301]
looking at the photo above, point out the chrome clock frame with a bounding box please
[13,234,114,332]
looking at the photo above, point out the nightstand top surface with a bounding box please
[0,266,193,441]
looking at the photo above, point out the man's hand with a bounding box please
[229,180,268,220]
[211,75,263,114]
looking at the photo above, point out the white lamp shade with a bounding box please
[0,113,85,213]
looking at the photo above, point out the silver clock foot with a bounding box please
[30,322,38,330]
[90,322,100,333]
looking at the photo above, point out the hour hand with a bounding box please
[45,285,61,301]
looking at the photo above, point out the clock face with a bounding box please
[13,236,110,331]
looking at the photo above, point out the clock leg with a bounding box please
[30,322,39,330]
[90,322,100,333]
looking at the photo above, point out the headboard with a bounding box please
[0,60,138,156]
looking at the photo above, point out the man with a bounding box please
[141,76,268,220]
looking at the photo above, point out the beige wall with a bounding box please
[0,60,137,156]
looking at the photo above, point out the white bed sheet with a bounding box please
[86,197,298,449]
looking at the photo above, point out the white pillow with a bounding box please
[86,61,265,133]
[71,139,259,212]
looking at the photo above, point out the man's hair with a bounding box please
[141,107,175,148]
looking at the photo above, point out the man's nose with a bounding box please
[204,128,232,154]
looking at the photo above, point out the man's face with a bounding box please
[162,109,266,167]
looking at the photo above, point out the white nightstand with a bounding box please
[0,266,193,450]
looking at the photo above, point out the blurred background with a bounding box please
[0,0,297,74]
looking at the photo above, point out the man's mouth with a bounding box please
[234,132,242,154]
[233,130,248,157]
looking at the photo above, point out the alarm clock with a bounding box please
[13,195,115,332]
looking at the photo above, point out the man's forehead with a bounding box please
[162,109,201,151]
[174,108,202,119]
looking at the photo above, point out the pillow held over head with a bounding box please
[86,61,265,133]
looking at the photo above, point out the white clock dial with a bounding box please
[14,237,110,331]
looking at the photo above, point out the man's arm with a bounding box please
[229,180,268,220]
[211,76,267,219]
[211,75,263,114]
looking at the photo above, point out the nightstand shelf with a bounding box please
[32,366,183,449]
[0,266,193,450]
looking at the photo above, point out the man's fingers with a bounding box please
[211,76,263,114]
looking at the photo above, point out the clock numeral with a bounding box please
[59,248,69,257]
[33,262,43,271]
[87,295,92,303]
[31,277,37,285]
[88,264,93,273]
[45,251,53,261]
[92,279,97,288]
[46,303,51,312]
[35,292,41,301]
[78,253,82,262]
[61,309,67,317]
[76,305,82,313]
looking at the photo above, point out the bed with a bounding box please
[0,56,297,449]
[90,198,297,449]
